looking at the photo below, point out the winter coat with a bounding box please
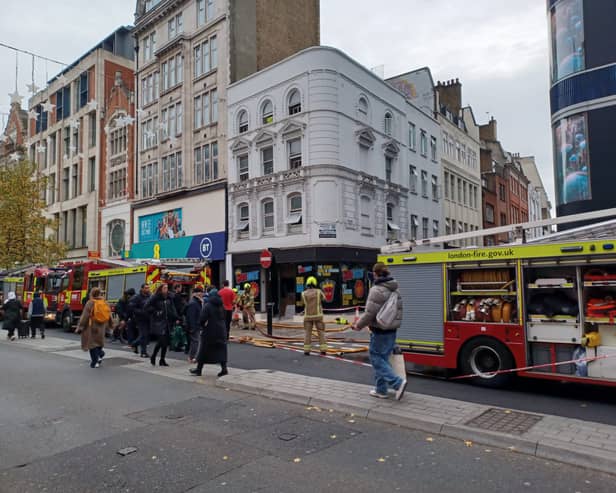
[145,293,178,337]
[77,298,112,350]
[356,276,403,332]
[197,293,227,364]
[2,299,23,330]
[28,295,46,318]
[129,293,150,331]
[185,296,203,333]
[116,297,130,322]
[172,292,186,320]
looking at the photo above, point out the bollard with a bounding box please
[267,302,275,336]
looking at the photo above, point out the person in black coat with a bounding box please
[184,286,204,362]
[114,288,135,343]
[190,288,228,377]
[145,284,178,367]
[2,292,23,341]
[128,284,151,357]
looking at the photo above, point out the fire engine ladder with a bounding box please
[381,207,616,253]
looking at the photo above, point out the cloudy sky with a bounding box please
[0,0,554,204]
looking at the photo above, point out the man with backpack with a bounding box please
[76,288,112,369]
[352,262,406,401]
[28,291,47,339]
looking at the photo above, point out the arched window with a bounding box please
[108,220,125,257]
[238,110,248,134]
[384,112,393,136]
[261,100,273,124]
[262,198,274,233]
[358,97,368,117]
[288,89,301,115]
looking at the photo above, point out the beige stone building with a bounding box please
[131,0,319,282]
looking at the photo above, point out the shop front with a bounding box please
[232,246,377,314]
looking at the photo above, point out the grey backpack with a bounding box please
[376,291,401,330]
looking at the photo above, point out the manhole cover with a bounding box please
[165,414,185,421]
[100,357,141,367]
[278,433,298,442]
[465,408,543,435]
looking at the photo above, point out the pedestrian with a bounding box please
[114,288,135,343]
[190,288,228,377]
[230,288,241,331]
[28,291,47,339]
[171,284,188,354]
[218,280,235,339]
[301,276,328,356]
[2,292,23,341]
[352,262,407,401]
[129,284,151,358]
[76,287,112,369]
[145,284,178,367]
[239,283,256,330]
[185,285,204,362]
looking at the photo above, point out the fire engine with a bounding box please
[379,208,616,387]
[21,267,57,323]
[0,275,24,304]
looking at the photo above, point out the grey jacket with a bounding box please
[356,277,403,331]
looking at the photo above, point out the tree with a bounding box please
[0,158,66,269]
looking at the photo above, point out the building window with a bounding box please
[161,53,183,91]
[262,199,274,233]
[194,89,216,128]
[168,12,183,39]
[238,110,248,134]
[88,157,96,192]
[410,215,418,241]
[430,136,437,161]
[386,203,399,241]
[194,35,217,77]
[55,86,71,121]
[433,220,439,238]
[194,142,217,184]
[444,171,449,198]
[420,130,427,156]
[445,218,451,235]
[358,97,368,119]
[141,161,159,198]
[197,0,215,26]
[384,156,394,182]
[237,203,249,238]
[384,112,393,136]
[141,71,159,106]
[261,146,274,175]
[110,125,127,156]
[262,100,273,125]
[500,212,507,226]
[457,178,462,204]
[360,196,372,235]
[62,167,69,200]
[288,138,302,168]
[287,193,302,232]
[238,154,249,182]
[161,151,182,191]
[109,169,127,200]
[142,32,156,62]
[288,89,301,115]
[142,116,159,149]
[409,122,416,150]
[486,204,495,224]
[450,174,455,201]
[108,220,125,257]
[71,164,78,198]
[48,173,56,205]
[88,113,96,148]
[409,165,418,194]
[162,102,182,138]
[463,181,468,206]
[499,183,506,201]
[422,217,429,239]
[431,175,438,201]
[421,170,428,197]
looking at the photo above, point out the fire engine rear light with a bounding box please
[560,246,583,253]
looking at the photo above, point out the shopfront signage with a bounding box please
[319,223,337,239]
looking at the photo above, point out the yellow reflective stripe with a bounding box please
[89,265,148,278]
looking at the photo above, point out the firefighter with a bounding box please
[239,283,256,330]
[302,276,327,356]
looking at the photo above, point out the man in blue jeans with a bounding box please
[352,262,407,400]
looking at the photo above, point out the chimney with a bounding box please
[480,117,498,141]
[436,77,462,116]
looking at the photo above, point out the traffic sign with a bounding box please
[260,249,273,269]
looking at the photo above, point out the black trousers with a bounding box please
[30,317,44,337]
[224,310,232,339]
[152,334,170,361]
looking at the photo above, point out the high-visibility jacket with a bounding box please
[302,288,325,321]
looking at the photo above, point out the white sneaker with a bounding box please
[395,380,408,401]
[10,335,16,341]
[370,389,389,399]
[95,362,101,368]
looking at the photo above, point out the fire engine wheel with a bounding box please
[62,311,74,332]
[459,337,514,388]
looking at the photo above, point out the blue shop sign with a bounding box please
[130,231,226,261]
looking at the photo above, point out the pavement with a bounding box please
[3,334,616,477]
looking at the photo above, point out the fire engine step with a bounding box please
[464,408,543,435]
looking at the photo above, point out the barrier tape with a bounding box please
[451,353,614,380]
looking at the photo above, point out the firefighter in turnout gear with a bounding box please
[302,276,327,355]
[239,283,256,330]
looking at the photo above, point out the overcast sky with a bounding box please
[0,0,554,204]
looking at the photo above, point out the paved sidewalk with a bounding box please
[5,335,616,475]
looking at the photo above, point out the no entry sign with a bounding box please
[260,249,273,269]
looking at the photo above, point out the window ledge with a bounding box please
[160,83,183,98]
[193,68,218,85]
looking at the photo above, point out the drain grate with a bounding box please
[465,408,543,435]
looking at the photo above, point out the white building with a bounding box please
[519,155,552,238]
[227,46,441,311]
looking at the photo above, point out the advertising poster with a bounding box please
[550,0,584,81]
[139,209,185,243]
[553,113,591,205]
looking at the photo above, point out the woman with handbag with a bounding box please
[145,284,178,367]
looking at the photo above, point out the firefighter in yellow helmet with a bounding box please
[302,276,327,355]
[239,283,256,330]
